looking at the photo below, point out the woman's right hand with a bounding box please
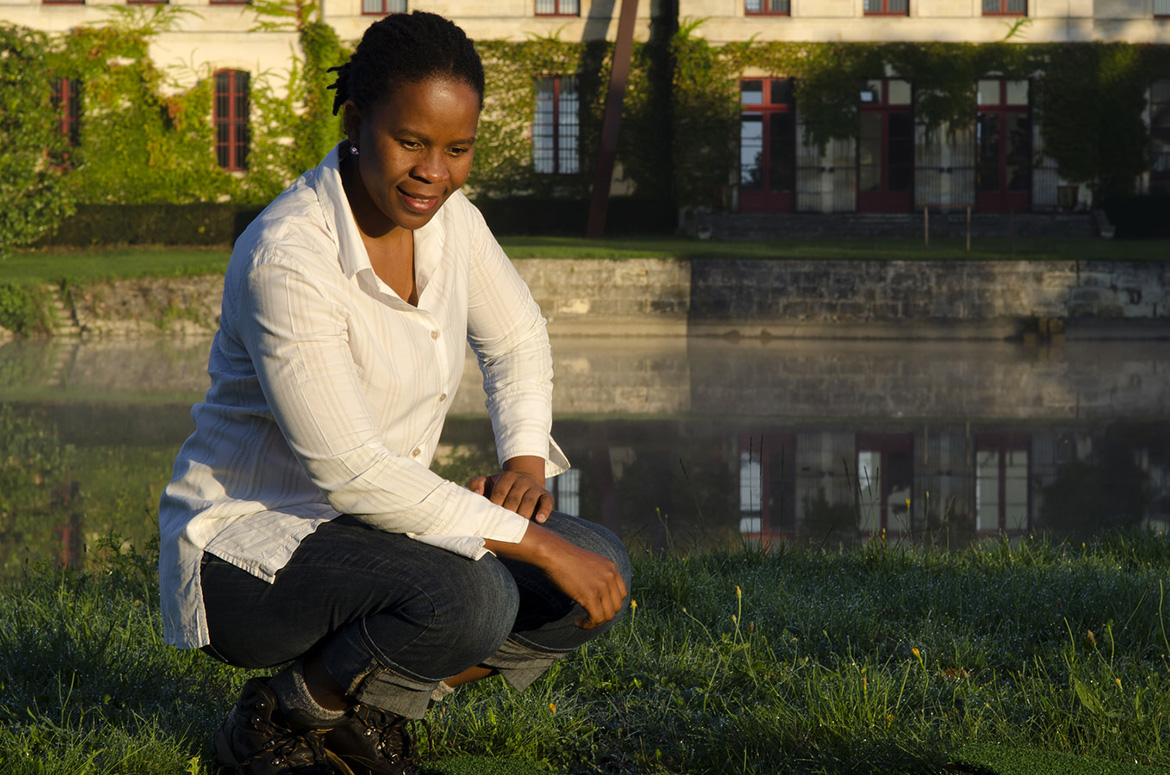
[483,523,627,629]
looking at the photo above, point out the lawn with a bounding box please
[1,530,1168,774]
[2,236,1167,286]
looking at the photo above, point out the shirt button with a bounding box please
[430,330,439,340]
[439,393,448,402]
[411,448,421,458]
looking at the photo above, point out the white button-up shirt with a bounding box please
[159,145,568,649]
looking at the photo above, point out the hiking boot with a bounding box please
[323,703,419,775]
[213,677,341,775]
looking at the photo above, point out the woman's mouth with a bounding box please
[399,188,439,213]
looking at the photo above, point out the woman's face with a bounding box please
[345,76,480,233]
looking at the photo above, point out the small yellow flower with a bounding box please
[735,585,742,600]
[1115,678,1122,689]
[549,703,557,714]
[912,647,920,658]
[630,599,637,611]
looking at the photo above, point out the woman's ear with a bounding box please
[342,101,362,147]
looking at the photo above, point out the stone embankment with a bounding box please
[7,258,1170,340]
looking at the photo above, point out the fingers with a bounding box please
[480,471,553,521]
[573,559,628,629]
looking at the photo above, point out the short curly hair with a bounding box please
[329,11,485,115]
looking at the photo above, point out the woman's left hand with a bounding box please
[469,469,555,522]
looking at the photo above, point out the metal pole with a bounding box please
[586,0,640,238]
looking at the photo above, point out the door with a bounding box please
[858,79,914,212]
[975,79,1031,213]
[739,78,797,213]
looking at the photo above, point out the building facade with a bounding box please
[2,0,1169,221]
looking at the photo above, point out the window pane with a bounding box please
[740,114,764,189]
[1157,0,1170,14]
[864,0,882,11]
[888,0,907,12]
[768,0,790,11]
[769,113,795,191]
[558,76,579,174]
[888,79,912,105]
[745,0,763,11]
[977,80,1000,106]
[533,78,555,173]
[535,0,555,13]
[740,451,762,514]
[976,113,1001,191]
[771,79,794,106]
[975,451,1000,532]
[741,80,764,106]
[1004,113,1031,191]
[388,0,406,10]
[983,0,999,11]
[560,0,578,12]
[362,0,381,12]
[1005,0,1026,12]
[1005,80,1029,106]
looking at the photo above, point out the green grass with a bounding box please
[2,531,1169,774]
[3,236,1167,288]
[0,246,232,286]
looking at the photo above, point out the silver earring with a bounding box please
[350,144,359,156]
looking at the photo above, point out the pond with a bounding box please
[2,334,1169,577]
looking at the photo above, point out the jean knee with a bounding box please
[443,554,520,653]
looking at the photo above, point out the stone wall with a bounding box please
[24,257,1170,340]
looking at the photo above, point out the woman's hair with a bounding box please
[329,11,485,115]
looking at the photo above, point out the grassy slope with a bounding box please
[1,532,1168,774]
[3,237,1168,287]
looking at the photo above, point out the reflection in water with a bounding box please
[1,336,1169,573]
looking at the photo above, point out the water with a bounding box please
[2,335,1169,575]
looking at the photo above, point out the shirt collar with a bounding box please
[315,142,447,302]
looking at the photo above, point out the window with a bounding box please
[976,79,1031,212]
[864,0,907,15]
[535,0,578,16]
[214,70,250,172]
[983,0,1026,14]
[1151,81,1170,193]
[975,434,1030,533]
[740,78,797,213]
[1157,0,1170,18]
[858,79,914,212]
[746,0,789,14]
[363,0,405,14]
[50,77,82,167]
[533,75,579,175]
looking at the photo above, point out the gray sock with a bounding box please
[268,659,346,729]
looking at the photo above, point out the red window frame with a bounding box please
[361,0,406,15]
[50,77,82,168]
[214,70,250,172]
[864,0,908,16]
[535,0,578,16]
[739,78,797,213]
[745,0,790,15]
[858,79,914,213]
[533,74,579,175]
[982,0,1026,15]
[209,0,250,5]
[41,0,84,5]
[127,0,167,5]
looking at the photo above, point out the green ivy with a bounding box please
[669,27,1170,207]
[0,25,77,255]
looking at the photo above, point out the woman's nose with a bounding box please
[411,151,449,183]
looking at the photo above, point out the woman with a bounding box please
[158,12,630,775]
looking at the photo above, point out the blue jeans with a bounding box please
[199,512,631,718]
